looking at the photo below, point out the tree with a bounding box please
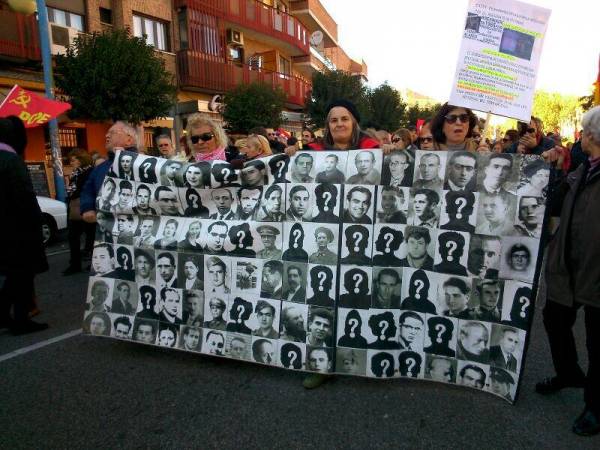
[55,29,176,123]
[532,91,580,133]
[221,82,286,134]
[399,103,442,128]
[306,70,369,128]
[365,83,406,131]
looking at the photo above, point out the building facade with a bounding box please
[0,0,367,163]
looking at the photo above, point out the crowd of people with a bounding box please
[1,97,598,436]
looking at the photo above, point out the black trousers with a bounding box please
[67,219,96,269]
[543,300,600,412]
[0,271,34,323]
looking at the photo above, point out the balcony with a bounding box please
[289,0,337,47]
[177,0,309,56]
[0,9,40,61]
[177,49,310,108]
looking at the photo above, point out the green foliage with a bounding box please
[532,90,581,132]
[364,83,406,131]
[222,82,286,134]
[306,70,369,128]
[55,29,176,123]
[400,103,442,128]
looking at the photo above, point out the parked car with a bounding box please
[37,196,67,245]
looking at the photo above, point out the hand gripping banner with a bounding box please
[83,148,549,403]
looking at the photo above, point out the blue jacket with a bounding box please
[506,136,555,155]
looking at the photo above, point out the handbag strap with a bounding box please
[0,143,17,154]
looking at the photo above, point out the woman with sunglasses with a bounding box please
[185,114,228,162]
[430,103,480,150]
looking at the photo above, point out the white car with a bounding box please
[37,196,68,244]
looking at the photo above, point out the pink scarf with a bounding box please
[194,147,226,162]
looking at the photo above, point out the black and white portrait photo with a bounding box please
[311,183,341,223]
[179,325,202,351]
[241,159,268,187]
[335,347,367,376]
[398,350,423,378]
[183,161,211,189]
[282,262,307,303]
[182,290,204,328]
[371,267,403,309]
[306,346,332,373]
[204,255,231,295]
[314,151,347,184]
[306,224,339,265]
[226,296,254,334]
[252,337,278,365]
[289,152,315,183]
[113,179,135,213]
[407,188,440,228]
[285,184,313,221]
[96,177,117,212]
[235,186,262,220]
[255,224,283,260]
[155,251,179,289]
[279,302,308,343]
[306,306,335,347]
[282,223,309,263]
[111,315,134,340]
[489,323,524,374]
[114,150,136,181]
[266,153,290,184]
[211,161,239,187]
[413,150,446,190]
[228,222,256,258]
[154,217,182,251]
[279,342,305,370]
[365,311,398,350]
[500,280,533,330]
[399,226,436,270]
[132,183,158,216]
[132,318,158,344]
[202,329,226,355]
[342,185,375,224]
[477,153,518,197]
[232,258,261,296]
[475,192,516,236]
[259,259,283,300]
[133,216,158,249]
[226,333,251,360]
[157,287,184,325]
[83,312,112,336]
[154,186,183,216]
[467,234,502,279]
[86,277,113,312]
[457,360,488,390]
[254,184,285,222]
[110,280,137,314]
[157,323,179,347]
[499,237,538,283]
[202,296,228,331]
[444,151,477,191]
[376,186,408,224]
[206,187,237,221]
[178,253,204,291]
[425,355,456,383]
[382,150,413,187]
[517,157,550,198]
[346,150,383,185]
[159,159,184,187]
[437,274,473,319]
[470,279,504,322]
[181,188,210,218]
[456,320,491,364]
[510,196,545,238]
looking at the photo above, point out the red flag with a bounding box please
[0,85,71,128]
[415,118,425,133]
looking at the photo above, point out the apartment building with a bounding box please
[0,0,367,161]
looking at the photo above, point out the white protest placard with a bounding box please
[449,0,551,121]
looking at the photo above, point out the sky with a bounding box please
[320,0,599,101]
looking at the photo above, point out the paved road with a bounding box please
[0,249,596,449]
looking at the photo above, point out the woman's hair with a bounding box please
[68,148,93,167]
[323,108,361,149]
[393,128,412,147]
[186,114,228,150]
[0,115,27,155]
[247,134,272,156]
[522,159,548,178]
[430,103,478,144]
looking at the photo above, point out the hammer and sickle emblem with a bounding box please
[9,90,31,109]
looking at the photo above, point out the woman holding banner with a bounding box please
[430,103,480,151]
[186,114,228,162]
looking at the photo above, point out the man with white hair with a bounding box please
[81,121,139,224]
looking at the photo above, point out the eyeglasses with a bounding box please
[525,127,536,134]
[190,133,214,144]
[444,114,470,124]
[502,138,509,142]
[419,137,433,143]
[392,137,402,144]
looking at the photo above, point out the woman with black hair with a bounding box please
[430,103,480,151]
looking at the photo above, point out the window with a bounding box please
[279,55,291,75]
[178,9,188,50]
[133,14,169,51]
[47,6,84,32]
[229,46,244,64]
[99,8,112,25]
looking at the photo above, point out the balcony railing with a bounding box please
[0,9,40,60]
[177,50,310,107]
[177,0,309,55]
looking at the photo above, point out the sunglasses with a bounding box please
[444,114,470,124]
[502,138,509,142]
[419,137,433,143]
[190,133,214,144]
[392,137,402,144]
[525,127,536,134]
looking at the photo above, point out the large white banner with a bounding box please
[449,0,551,121]
[83,149,550,403]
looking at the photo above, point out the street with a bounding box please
[0,243,596,449]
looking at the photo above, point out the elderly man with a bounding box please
[536,106,600,436]
[279,305,306,342]
[457,321,490,363]
[81,121,139,224]
[156,134,176,159]
[347,151,381,184]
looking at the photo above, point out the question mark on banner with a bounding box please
[414,279,425,300]
[221,167,231,183]
[144,291,153,309]
[189,193,199,209]
[348,318,359,338]
[405,357,416,375]
[287,350,298,368]
[519,296,530,318]
[236,304,245,324]
[380,358,391,375]
[317,271,327,292]
[275,160,285,179]
[236,230,246,249]
[383,233,394,254]
[446,240,458,262]
[292,228,302,248]
[434,323,446,344]
[120,251,130,269]
[379,320,389,341]
[142,161,151,179]
[322,192,332,212]
[454,197,467,220]
[352,231,363,252]
[352,273,363,294]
